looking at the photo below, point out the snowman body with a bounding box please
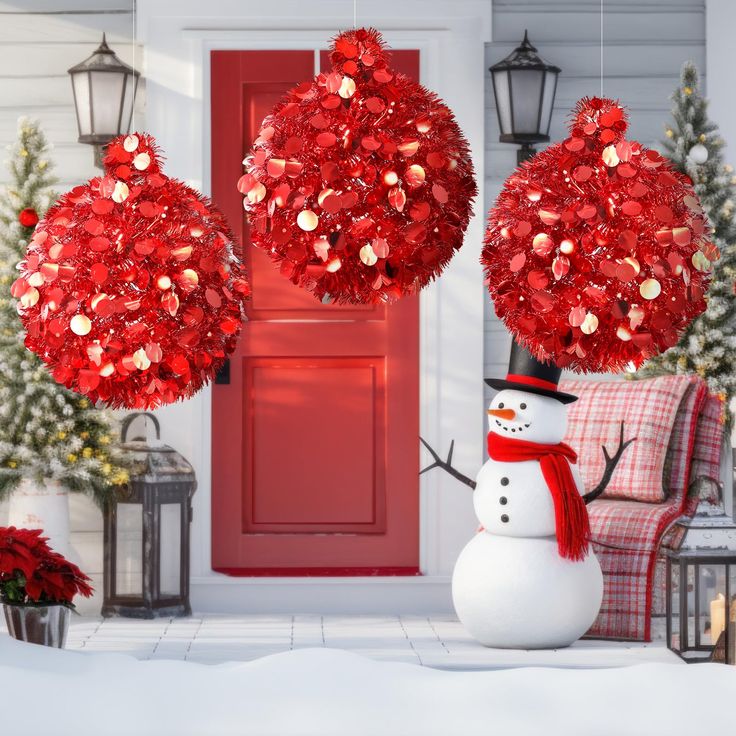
[451,389,603,649]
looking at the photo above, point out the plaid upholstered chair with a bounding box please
[560,375,725,641]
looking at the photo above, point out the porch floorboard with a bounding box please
[2,614,682,669]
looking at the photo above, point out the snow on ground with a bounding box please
[0,635,733,735]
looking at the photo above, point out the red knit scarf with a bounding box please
[487,433,590,561]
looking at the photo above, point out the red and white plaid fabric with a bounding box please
[561,376,694,503]
[560,375,708,641]
[686,393,726,513]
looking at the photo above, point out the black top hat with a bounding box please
[485,341,578,404]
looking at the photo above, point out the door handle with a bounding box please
[215,358,230,384]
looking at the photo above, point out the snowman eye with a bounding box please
[520,403,527,410]
[498,402,504,408]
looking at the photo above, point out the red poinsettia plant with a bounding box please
[0,526,93,607]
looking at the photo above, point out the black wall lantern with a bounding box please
[489,30,560,164]
[102,413,197,619]
[68,34,139,168]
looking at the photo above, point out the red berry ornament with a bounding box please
[18,208,39,228]
[482,97,715,373]
[15,133,250,409]
[241,28,477,304]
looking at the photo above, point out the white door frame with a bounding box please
[137,0,491,612]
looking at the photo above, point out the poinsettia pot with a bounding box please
[7,477,75,561]
[2,602,70,648]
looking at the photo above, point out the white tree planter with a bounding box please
[7,478,74,560]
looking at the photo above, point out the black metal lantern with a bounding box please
[489,30,560,164]
[102,413,197,619]
[68,33,139,168]
[665,517,736,664]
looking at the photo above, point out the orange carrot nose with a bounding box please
[488,408,516,420]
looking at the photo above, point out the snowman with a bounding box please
[422,341,634,649]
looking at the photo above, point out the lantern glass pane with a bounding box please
[115,502,143,596]
[698,564,720,645]
[492,70,512,137]
[71,72,92,137]
[159,503,181,597]
[685,563,697,650]
[89,70,125,137]
[120,73,137,135]
[509,69,544,135]
[669,562,681,650]
[540,70,558,137]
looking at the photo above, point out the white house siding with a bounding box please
[0,1,139,611]
[483,0,706,403]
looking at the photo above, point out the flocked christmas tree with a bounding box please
[637,63,736,414]
[0,118,127,502]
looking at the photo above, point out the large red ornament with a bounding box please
[482,97,715,373]
[14,133,250,409]
[241,28,476,304]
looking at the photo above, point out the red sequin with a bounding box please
[17,133,250,409]
[242,28,477,304]
[482,98,714,373]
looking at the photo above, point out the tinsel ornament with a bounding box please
[241,27,477,304]
[482,97,715,373]
[14,133,250,409]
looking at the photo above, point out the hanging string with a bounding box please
[600,0,604,97]
[353,0,357,29]
[131,0,138,130]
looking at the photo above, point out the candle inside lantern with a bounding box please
[711,593,725,643]
[710,593,736,644]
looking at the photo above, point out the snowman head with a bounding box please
[487,389,567,445]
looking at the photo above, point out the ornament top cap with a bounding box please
[329,27,391,79]
[102,132,163,177]
[569,97,628,143]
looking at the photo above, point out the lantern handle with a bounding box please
[121,412,161,443]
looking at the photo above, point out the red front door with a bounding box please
[210,49,420,575]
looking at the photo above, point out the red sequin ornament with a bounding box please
[18,208,39,228]
[482,97,715,373]
[241,28,477,304]
[15,133,250,409]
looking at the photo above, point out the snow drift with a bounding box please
[0,636,732,735]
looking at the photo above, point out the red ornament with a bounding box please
[482,97,714,373]
[15,133,250,409]
[241,28,476,304]
[18,208,39,228]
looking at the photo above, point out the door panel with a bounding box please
[211,49,420,574]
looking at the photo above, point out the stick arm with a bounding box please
[419,437,477,489]
[583,421,637,504]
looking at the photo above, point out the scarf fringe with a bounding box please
[545,458,590,562]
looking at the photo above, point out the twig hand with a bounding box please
[583,421,637,504]
[419,437,476,489]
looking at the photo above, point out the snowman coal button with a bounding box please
[499,496,508,505]
[500,514,509,523]
[500,477,509,486]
